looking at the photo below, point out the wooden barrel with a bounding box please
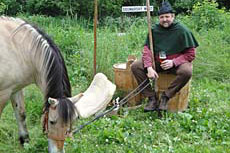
[113,56,142,106]
[155,73,191,112]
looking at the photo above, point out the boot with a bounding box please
[159,92,169,111]
[144,95,158,112]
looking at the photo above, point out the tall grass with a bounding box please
[18,14,230,84]
[0,14,230,153]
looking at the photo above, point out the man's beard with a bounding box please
[162,22,172,28]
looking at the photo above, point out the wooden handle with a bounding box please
[146,0,155,69]
[93,0,98,75]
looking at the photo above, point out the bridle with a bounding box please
[42,105,73,142]
[42,110,49,135]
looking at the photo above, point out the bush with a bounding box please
[173,0,202,14]
[191,0,226,31]
[1,0,23,15]
[25,0,62,16]
[0,2,6,14]
[1,0,230,19]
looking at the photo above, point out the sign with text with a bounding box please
[122,6,153,13]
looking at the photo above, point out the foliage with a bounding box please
[0,2,6,14]
[191,0,226,31]
[0,0,23,15]
[99,0,124,18]
[0,0,124,18]
[25,0,63,16]
[173,0,203,14]
[56,0,80,17]
[1,0,230,18]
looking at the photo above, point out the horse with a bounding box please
[0,16,98,153]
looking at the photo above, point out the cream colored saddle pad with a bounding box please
[75,73,116,118]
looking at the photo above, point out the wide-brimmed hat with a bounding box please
[158,1,175,15]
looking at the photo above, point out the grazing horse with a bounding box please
[0,16,82,153]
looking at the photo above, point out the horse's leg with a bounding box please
[10,90,29,145]
[0,100,9,118]
[0,92,11,118]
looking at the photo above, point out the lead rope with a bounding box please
[72,78,151,134]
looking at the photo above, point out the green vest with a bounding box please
[145,22,199,55]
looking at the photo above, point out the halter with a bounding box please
[42,106,72,142]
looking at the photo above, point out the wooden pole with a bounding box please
[93,0,98,76]
[146,0,155,69]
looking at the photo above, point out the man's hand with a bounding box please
[147,67,159,79]
[160,60,174,70]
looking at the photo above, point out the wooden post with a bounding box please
[146,0,155,69]
[93,0,98,76]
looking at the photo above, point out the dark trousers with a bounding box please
[131,60,192,98]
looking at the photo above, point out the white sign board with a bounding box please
[122,6,153,13]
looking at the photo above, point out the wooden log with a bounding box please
[155,73,191,112]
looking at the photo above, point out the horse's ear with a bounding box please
[48,97,59,107]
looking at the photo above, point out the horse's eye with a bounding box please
[49,120,56,125]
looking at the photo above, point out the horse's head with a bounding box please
[40,72,116,153]
[41,97,77,153]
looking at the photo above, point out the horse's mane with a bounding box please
[4,16,75,123]
[31,23,72,99]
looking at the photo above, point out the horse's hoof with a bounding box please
[19,135,30,145]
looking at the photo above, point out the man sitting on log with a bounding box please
[131,1,199,112]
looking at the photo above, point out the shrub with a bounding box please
[191,0,226,31]
[0,2,6,14]
[25,0,63,16]
[173,0,203,14]
[1,0,23,15]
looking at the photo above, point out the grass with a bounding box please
[0,14,230,153]
[67,79,230,153]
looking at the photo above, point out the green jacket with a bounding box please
[145,22,199,55]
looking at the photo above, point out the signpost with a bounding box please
[122,6,153,13]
